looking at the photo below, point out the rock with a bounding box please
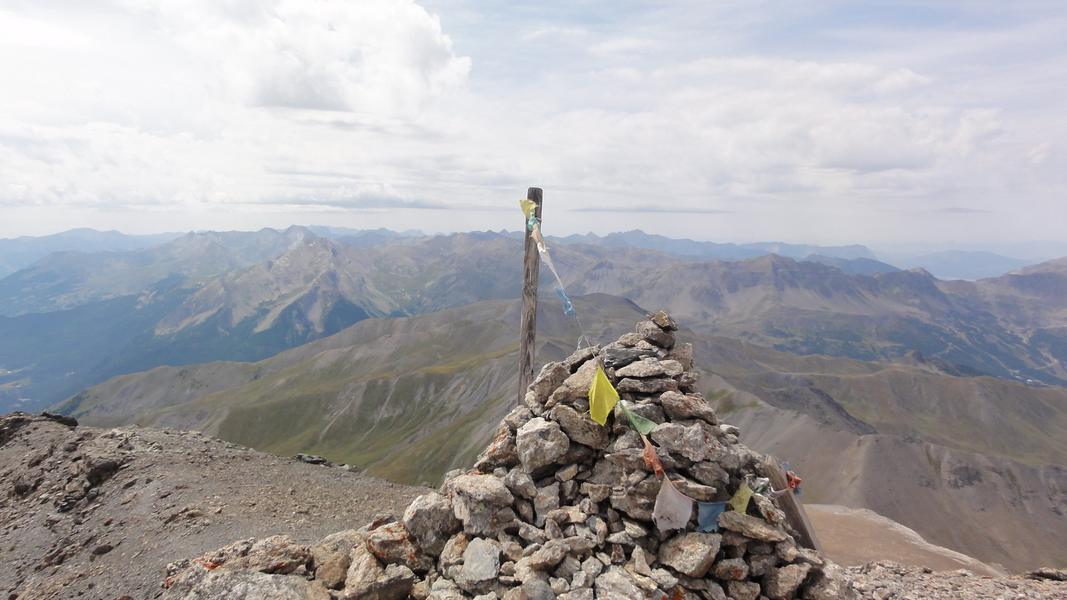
[295,453,328,465]
[312,530,364,589]
[528,362,570,407]
[748,554,779,577]
[534,482,561,527]
[527,539,569,570]
[164,570,331,600]
[712,558,748,580]
[616,358,668,378]
[667,343,693,370]
[650,422,715,462]
[342,543,385,599]
[1029,568,1067,581]
[650,311,678,331]
[659,391,718,424]
[803,562,855,600]
[717,511,788,543]
[223,535,311,575]
[366,521,430,572]
[562,345,599,372]
[438,533,468,570]
[602,346,656,369]
[594,566,644,599]
[522,578,556,600]
[505,467,538,499]
[687,461,730,487]
[547,359,600,406]
[458,538,501,585]
[504,405,534,431]
[616,378,679,394]
[551,405,609,450]
[726,580,760,600]
[753,493,786,526]
[448,474,515,536]
[657,532,722,578]
[763,563,811,600]
[516,418,570,472]
[474,423,518,472]
[403,492,461,555]
[636,320,675,348]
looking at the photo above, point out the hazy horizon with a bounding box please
[4,224,1067,263]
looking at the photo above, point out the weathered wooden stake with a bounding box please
[517,187,543,405]
[763,457,823,552]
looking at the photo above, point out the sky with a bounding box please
[0,0,1064,246]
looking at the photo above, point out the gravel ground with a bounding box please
[0,413,426,600]
[849,562,1067,599]
[4,412,1066,600]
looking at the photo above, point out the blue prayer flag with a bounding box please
[697,501,728,533]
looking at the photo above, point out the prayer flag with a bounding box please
[555,286,576,316]
[728,483,754,514]
[519,199,538,229]
[641,435,665,478]
[697,501,728,533]
[653,478,693,532]
[620,402,657,435]
[588,365,620,425]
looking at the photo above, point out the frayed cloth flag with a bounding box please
[588,365,620,426]
[519,199,538,230]
[653,478,693,532]
[641,435,665,478]
[728,482,754,514]
[555,286,576,316]
[620,402,657,435]
[697,501,728,533]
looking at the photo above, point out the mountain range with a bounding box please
[59,295,1067,571]
[0,228,180,279]
[3,228,1066,412]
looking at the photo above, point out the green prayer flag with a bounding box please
[588,365,620,426]
[620,402,657,435]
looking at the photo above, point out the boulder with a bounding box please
[516,418,570,472]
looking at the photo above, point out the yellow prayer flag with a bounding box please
[729,482,754,514]
[588,365,620,426]
[519,198,537,220]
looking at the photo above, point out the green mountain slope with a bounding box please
[63,294,1067,570]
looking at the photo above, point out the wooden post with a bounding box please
[517,187,543,405]
[763,457,823,552]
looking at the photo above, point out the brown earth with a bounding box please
[807,504,1004,576]
[0,413,426,600]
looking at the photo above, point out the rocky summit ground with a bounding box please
[0,412,425,600]
[848,562,1067,599]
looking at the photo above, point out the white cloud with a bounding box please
[0,1,1064,245]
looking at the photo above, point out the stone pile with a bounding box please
[163,313,855,600]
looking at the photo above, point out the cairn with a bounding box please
[163,313,855,599]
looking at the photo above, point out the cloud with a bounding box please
[125,0,471,115]
[570,205,731,214]
[935,207,992,214]
[0,1,1065,244]
[521,26,587,42]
